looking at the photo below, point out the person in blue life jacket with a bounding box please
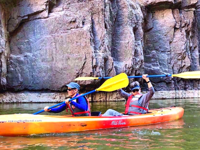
[44,82,91,116]
[102,74,155,116]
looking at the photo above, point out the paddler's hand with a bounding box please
[72,105,75,109]
[142,74,150,82]
[44,106,51,112]
[143,74,152,88]
[65,98,71,104]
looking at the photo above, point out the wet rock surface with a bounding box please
[0,0,200,101]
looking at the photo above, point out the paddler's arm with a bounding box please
[44,103,67,113]
[138,75,155,110]
[70,96,88,111]
[143,74,153,89]
[141,74,155,102]
[118,89,131,100]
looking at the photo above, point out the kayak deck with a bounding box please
[0,107,184,136]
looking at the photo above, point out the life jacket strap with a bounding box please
[129,111,142,115]
[130,105,148,112]
[66,103,74,114]
[73,111,90,115]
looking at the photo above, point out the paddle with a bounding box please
[74,71,200,80]
[33,73,129,115]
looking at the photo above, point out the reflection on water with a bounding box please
[0,99,200,149]
[0,120,185,150]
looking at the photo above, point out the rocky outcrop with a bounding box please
[5,0,145,91]
[8,0,94,90]
[143,0,200,91]
[0,0,200,101]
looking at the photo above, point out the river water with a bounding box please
[0,98,200,150]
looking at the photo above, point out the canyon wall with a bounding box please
[0,0,200,101]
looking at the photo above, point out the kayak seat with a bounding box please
[91,111,102,116]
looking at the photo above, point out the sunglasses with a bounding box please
[67,88,75,91]
[132,89,139,92]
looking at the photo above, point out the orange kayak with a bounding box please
[0,107,184,136]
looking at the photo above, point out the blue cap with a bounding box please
[66,82,80,90]
[131,85,140,91]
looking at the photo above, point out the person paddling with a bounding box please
[44,82,91,116]
[102,74,155,116]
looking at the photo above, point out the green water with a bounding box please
[0,99,200,150]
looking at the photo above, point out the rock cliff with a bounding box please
[0,0,200,101]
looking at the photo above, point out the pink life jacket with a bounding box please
[124,94,148,115]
